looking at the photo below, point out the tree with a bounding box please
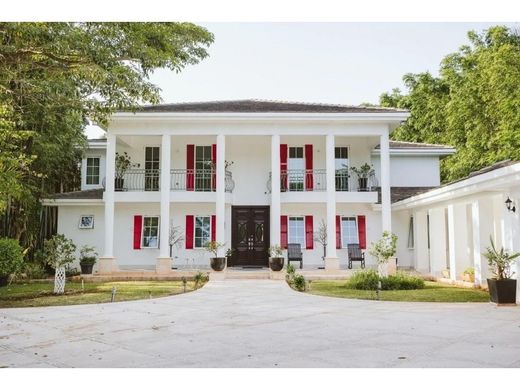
[43,234,76,294]
[0,22,214,250]
[380,26,520,182]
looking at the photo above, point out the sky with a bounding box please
[87,22,517,138]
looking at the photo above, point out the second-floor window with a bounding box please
[145,146,160,191]
[335,147,349,191]
[86,157,100,185]
[288,216,305,247]
[288,147,304,191]
[196,146,212,191]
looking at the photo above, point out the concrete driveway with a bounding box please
[1,280,520,368]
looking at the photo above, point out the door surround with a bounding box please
[230,206,270,267]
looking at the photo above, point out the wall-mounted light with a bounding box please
[505,196,516,213]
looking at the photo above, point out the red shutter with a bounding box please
[280,144,288,191]
[280,215,288,249]
[336,215,341,249]
[211,144,217,191]
[185,215,194,249]
[305,144,313,191]
[305,215,314,250]
[357,215,366,249]
[211,215,216,242]
[186,145,195,191]
[133,215,142,250]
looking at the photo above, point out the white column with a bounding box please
[447,203,469,281]
[429,207,447,278]
[216,134,226,257]
[472,199,494,286]
[380,131,392,232]
[414,210,430,275]
[99,133,116,274]
[159,135,171,258]
[270,135,281,247]
[325,134,338,270]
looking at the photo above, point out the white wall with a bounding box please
[372,155,441,187]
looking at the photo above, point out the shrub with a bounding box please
[380,272,425,290]
[0,238,25,278]
[193,271,209,288]
[290,274,307,291]
[43,234,76,269]
[346,269,380,290]
[23,262,48,279]
[286,263,295,275]
[463,267,475,276]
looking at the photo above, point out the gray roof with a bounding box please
[131,99,407,114]
[51,189,103,200]
[375,141,454,150]
[376,187,438,204]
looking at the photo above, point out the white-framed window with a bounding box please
[341,216,359,248]
[288,216,305,247]
[145,146,160,191]
[195,146,212,191]
[335,147,349,191]
[142,216,160,248]
[86,157,100,185]
[407,216,415,249]
[194,216,211,248]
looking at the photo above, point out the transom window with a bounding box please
[341,216,358,248]
[335,147,349,191]
[195,146,212,191]
[142,216,159,248]
[288,216,305,247]
[288,147,304,191]
[194,216,211,248]
[86,157,100,185]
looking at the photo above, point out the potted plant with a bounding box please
[0,238,24,287]
[205,241,226,271]
[369,231,398,277]
[268,245,285,271]
[462,267,475,283]
[483,237,519,304]
[114,152,135,191]
[225,248,234,262]
[79,245,97,274]
[350,163,375,191]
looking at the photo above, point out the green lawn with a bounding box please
[0,280,204,308]
[308,280,490,302]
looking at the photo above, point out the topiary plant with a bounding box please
[0,238,25,286]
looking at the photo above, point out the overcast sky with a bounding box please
[87,22,516,138]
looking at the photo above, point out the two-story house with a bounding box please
[45,100,454,274]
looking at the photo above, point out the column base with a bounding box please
[324,257,340,271]
[156,257,172,275]
[98,257,117,275]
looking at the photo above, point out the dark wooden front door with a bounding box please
[230,206,270,267]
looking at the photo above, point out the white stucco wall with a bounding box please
[372,155,441,187]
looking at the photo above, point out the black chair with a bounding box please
[287,243,303,269]
[347,243,365,269]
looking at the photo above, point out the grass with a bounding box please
[0,280,204,308]
[308,280,490,302]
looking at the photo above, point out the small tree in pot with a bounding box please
[268,245,284,271]
[483,237,519,304]
[205,241,226,271]
[350,163,375,192]
[313,219,327,263]
[0,238,25,287]
[79,245,97,274]
[114,152,135,191]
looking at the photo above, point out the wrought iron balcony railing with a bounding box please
[113,169,234,192]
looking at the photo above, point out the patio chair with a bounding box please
[347,243,365,269]
[287,243,303,269]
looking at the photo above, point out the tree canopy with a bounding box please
[380,26,520,182]
[0,22,213,248]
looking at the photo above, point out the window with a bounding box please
[145,146,160,191]
[288,217,305,247]
[341,216,358,247]
[288,147,304,191]
[142,216,159,248]
[195,146,212,191]
[335,147,349,191]
[194,216,211,248]
[407,216,415,249]
[86,157,100,185]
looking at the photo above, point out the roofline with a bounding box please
[109,111,410,123]
[392,162,520,210]
[42,199,104,206]
[372,148,456,157]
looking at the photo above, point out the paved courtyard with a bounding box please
[1,280,520,368]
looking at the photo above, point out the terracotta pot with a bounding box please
[487,278,517,304]
[210,257,226,271]
[269,257,284,271]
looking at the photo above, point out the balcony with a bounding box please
[114,169,234,192]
